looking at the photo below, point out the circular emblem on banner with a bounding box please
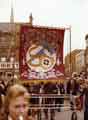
[41,55,54,70]
[26,44,56,72]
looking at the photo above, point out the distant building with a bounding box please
[65,49,83,76]
[0,5,33,83]
[75,50,85,73]
[85,34,88,78]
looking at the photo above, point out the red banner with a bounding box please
[20,26,65,80]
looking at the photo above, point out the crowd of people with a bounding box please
[0,70,88,120]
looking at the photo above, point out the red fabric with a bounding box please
[19,25,65,81]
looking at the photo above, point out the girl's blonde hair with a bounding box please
[3,84,30,120]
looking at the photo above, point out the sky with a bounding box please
[0,0,88,57]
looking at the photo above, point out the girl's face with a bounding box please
[9,96,29,120]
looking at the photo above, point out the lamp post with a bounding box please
[85,34,88,79]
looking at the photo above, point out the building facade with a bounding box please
[85,34,88,78]
[65,49,83,76]
[75,50,85,73]
[0,8,32,83]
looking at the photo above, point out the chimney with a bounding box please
[29,13,33,26]
[10,1,14,23]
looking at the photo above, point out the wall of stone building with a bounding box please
[65,49,84,76]
[75,50,85,73]
[0,23,32,83]
[0,23,20,83]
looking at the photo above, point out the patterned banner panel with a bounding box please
[20,26,65,80]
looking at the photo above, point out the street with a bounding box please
[55,110,83,120]
[34,109,84,120]
[33,98,84,120]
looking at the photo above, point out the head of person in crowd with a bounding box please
[2,84,32,120]
[72,72,78,80]
[84,79,88,88]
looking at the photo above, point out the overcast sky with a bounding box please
[0,0,88,57]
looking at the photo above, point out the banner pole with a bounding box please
[69,26,72,77]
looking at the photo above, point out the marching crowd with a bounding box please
[0,70,88,120]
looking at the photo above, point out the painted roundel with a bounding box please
[26,44,56,72]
